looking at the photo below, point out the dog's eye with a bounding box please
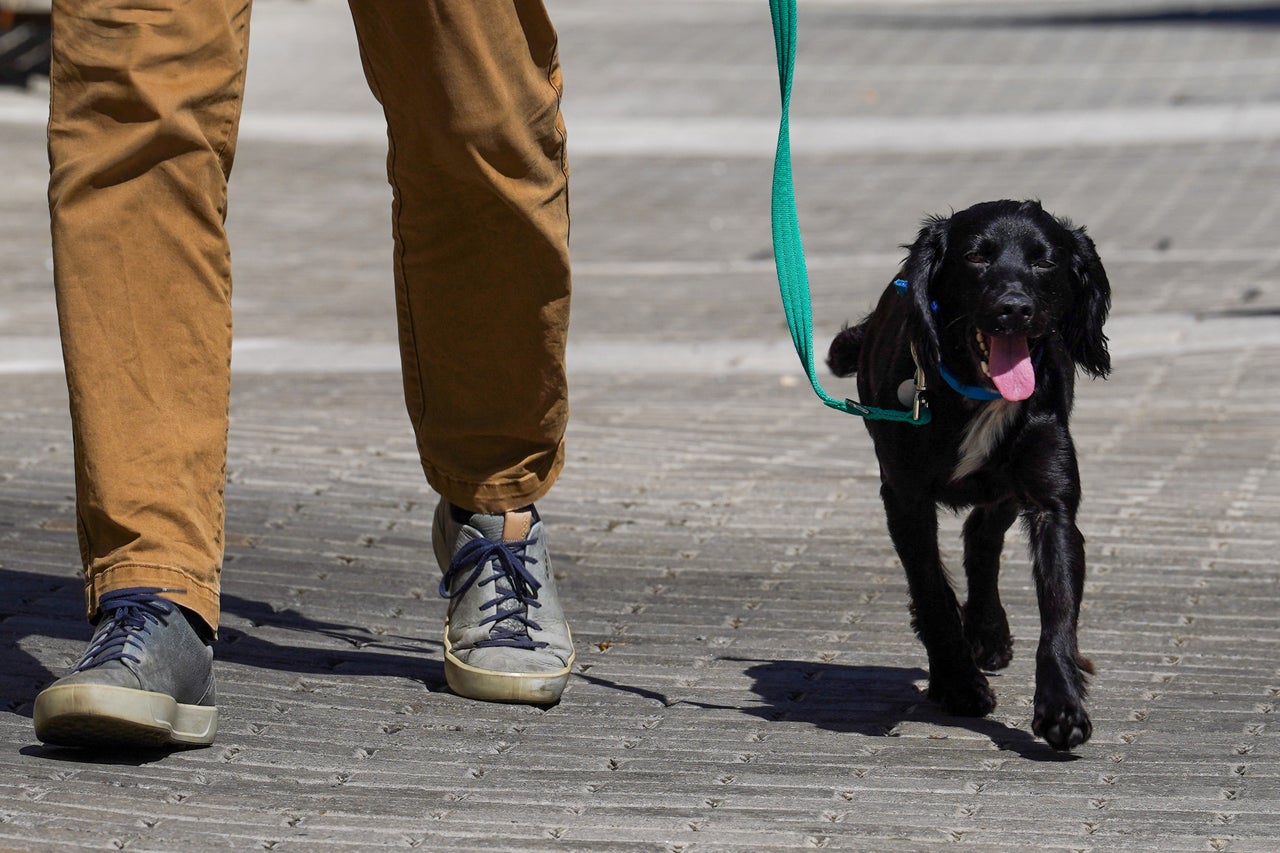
[1032,259,1057,271]
[965,253,988,266]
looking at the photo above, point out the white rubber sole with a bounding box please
[443,632,574,705]
[33,683,217,749]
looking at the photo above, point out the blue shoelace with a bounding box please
[71,587,175,673]
[439,536,548,650]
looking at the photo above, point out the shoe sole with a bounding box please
[443,631,574,705]
[33,684,217,749]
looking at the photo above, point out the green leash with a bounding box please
[768,0,930,426]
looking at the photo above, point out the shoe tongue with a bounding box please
[466,511,539,636]
[463,510,532,543]
[988,333,1035,401]
[464,512,507,541]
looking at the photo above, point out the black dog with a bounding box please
[827,199,1110,751]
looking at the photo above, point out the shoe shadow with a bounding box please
[17,743,201,765]
[0,569,447,725]
[215,592,445,687]
[580,658,1072,762]
[0,570,87,718]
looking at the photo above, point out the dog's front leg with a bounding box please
[1025,504,1094,750]
[881,484,996,717]
[962,500,1019,671]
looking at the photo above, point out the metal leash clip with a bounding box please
[910,343,929,423]
[911,364,929,422]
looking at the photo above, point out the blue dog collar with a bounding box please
[937,363,1002,400]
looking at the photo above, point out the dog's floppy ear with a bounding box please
[1060,222,1112,378]
[899,214,950,369]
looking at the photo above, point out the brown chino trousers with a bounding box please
[48,0,572,634]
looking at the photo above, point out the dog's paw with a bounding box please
[928,673,997,718]
[1033,699,1092,751]
[963,609,1014,671]
[972,638,1013,672]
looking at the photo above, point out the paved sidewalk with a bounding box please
[2,0,1279,849]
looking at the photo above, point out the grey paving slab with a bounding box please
[2,0,1280,850]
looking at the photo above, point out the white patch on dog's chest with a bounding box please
[950,399,1022,482]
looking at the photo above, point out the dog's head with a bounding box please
[899,199,1111,400]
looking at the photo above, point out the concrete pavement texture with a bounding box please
[2,0,1280,849]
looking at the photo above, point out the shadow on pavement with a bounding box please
[17,743,200,766]
[578,658,1076,762]
[0,569,446,723]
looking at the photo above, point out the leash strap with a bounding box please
[768,0,929,426]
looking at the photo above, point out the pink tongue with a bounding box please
[988,334,1034,401]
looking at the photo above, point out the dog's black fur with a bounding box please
[828,199,1110,751]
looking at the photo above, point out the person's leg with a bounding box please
[348,0,574,703]
[34,0,252,747]
[348,0,570,513]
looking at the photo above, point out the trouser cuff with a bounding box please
[86,563,220,637]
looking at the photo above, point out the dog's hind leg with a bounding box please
[881,484,997,718]
[961,500,1018,671]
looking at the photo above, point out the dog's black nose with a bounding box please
[991,292,1034,332]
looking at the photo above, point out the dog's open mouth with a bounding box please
[975,331,1035,401]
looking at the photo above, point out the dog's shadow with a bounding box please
[727,658,1074,761]
[583,658,1073,762]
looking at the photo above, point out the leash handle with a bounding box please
[768,0,930,426]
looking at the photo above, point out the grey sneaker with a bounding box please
[433,500,574,704]
[33,587,217,748]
